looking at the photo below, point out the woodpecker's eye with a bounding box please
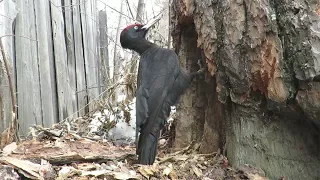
[134,26,139,30]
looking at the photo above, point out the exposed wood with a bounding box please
[6,139,135,165]
[173,26,205,150]
[0,157,41,179]
[50,0,73,121]
[72,0,88,117]
[171,0,320,179]
[15,0,42,135]
[34,0,58,127]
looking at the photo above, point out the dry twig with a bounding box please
[0,37,19,148]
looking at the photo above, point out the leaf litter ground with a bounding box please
[0,111,269,180]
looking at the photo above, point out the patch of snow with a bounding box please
[89,112,104,133]
[108,98,136,144]
[117,94,126,102]
[87,98,176,145]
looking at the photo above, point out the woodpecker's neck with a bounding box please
[131,38,156,55]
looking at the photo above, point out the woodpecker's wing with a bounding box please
[136,48,179,132]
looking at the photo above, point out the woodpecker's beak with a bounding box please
[142,13,163,30]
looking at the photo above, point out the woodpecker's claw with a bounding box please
[196,68,205,75]
[197,59,203,69]
[196,59,206,75]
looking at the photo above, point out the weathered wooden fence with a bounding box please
[0,0,108,136]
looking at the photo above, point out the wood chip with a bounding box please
[0,157,41,179]
[2,142,17,156]
[191,164,203,177]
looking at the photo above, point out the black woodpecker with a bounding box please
[120,18,204,165]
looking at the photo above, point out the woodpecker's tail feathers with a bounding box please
[137,132,159,165]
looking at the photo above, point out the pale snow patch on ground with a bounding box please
[108,98,136,144]
[89,97,176,145]
[88,98,136,145]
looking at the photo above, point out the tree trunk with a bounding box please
[135,0,145,23]
[171,0,320,179]
[167,0,172,49]
[130,0,146,75]
[113,0,124,82]
[126,0,147,100]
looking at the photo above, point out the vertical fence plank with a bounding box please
[50,0,73,121]
[1,0,102,134]
[91,0,100,94]
[80,0,99,111]
[73,0,88,116]
[64,0,78,117]
[15,0,42,135]
[0,0,18,133]
[98,10,109,89]
[34,0,58,127]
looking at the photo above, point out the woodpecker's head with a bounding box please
[120,24,147,50]
[120,14,162,50]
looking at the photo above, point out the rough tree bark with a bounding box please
[171,0,320,179]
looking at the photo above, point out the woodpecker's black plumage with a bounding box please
[120,23,202,165]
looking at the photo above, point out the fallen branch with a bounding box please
[46,153,136,165]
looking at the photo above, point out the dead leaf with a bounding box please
[316,7,320,16]
[162,163,173,176]
[169,169,179,180]
[81,169,111,177]
[113,171,140,179]
[246,173,269,180]
[56,166,79,180]
[138,166,157,178]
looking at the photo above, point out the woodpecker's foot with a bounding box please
[189,59,206,80]
[196,59,205,75]
[197,59,203,69]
